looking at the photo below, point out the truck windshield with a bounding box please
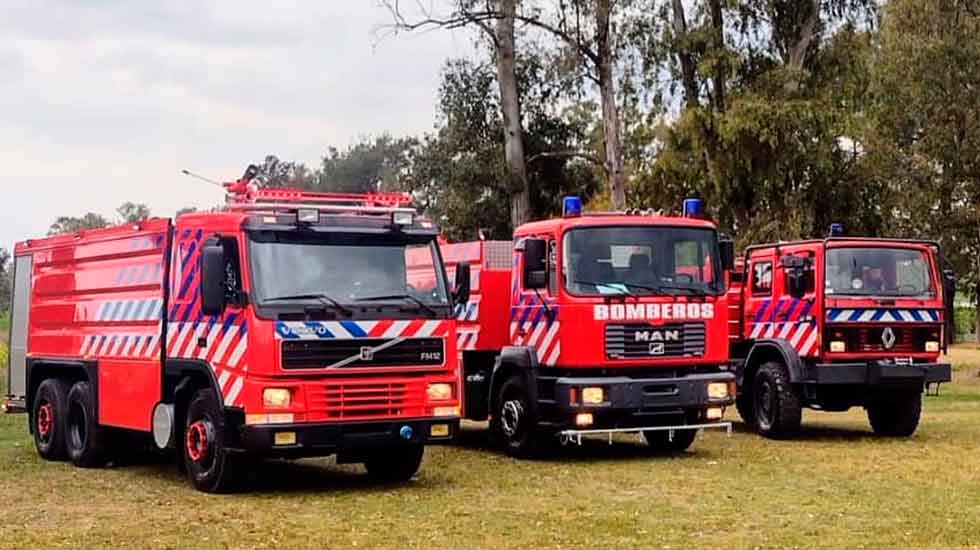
[563,226,723,296]
[825,247,934,297]
[248,232,450,306]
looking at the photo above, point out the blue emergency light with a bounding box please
[829,223,844,236]
[682,198,704,218]
[563,196,583,217]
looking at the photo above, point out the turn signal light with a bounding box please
[245,413,294,425]
[432,406,460,417]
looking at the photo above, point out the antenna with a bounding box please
[180,169,224,188]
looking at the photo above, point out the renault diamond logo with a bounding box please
[359,346,374,361]
[881,327,896,350]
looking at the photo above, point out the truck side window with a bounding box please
[548,239,558,295]
[218,237,244,307]
[752,260,773,295]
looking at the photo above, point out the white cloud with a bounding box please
[0,0,475,247]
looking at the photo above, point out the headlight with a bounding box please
[427,383,453,401]
[830,341,846,353]
[581,387,604,405]
[925,341,940,352]
[263,388,291,408]
[393,211,415,226]
[707,382,729,400]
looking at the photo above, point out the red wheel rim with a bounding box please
[37,403,54,439]
[185,420,211,462]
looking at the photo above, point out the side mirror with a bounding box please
[201,244,227,316]
[453,262,471,306]
[523,238,547,289]
[719,236,735,271]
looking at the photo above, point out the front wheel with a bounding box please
[642,428,697,452]
[753,362,802,439]
[867,391,922,437]
[364,445,424,483]
[490,375,551,458]
[183,389,239,493]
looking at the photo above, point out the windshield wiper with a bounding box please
[264,293,353,316]
[355,294,438,317]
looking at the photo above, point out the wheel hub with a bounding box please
[756,380,774,426]
[500,399,524,437]
[37,403,53,439]
[186,420,212,462]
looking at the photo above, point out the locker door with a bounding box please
[7,254,32,402]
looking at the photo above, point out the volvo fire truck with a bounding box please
[728,228,954,438]
[440,197,736,456]
[4,166,466,492]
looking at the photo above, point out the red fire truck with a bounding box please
[3,167,466,492]
[728,228,954,438]
[440,197,737,456]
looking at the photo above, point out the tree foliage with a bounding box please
[117,202,151,223]
[48,212,111,236]
[0,247,10,315]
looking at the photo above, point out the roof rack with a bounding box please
[223,165,415,216]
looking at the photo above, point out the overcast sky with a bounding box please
[0,1,475,248]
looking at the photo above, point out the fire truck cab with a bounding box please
[442,198,737,457]
[729,231,954,438]
[4,167,466,492]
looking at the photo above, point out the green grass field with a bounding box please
[2,346,979,549]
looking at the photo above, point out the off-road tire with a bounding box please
[32,378,71,461]
[65,382,109,467]
[364,444,424,483]
[183,389,240,493]
[642,428,698,452]
[735,390,755,425]
[753,362,802,439]
[867,391,922,437]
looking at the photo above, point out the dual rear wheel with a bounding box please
[32,379,108,466]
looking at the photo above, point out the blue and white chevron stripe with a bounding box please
[95,298,164,322]
[455,301,480,321]
[826,308,940,323]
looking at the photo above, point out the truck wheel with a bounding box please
[364,444,424,483]
[642,428,698,452]
[491,375,548,458]
[867,391,922,437]
[32,378,71,461]
[65,381,109,467]
[735,390,755,425]
[753,362,802,439]
[183,389,239,493]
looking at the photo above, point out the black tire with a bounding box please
[66,381,109,467]
[490,375,550,458]
[867,391,922,437]
[642,428,698,452]
[32,378,71,461]
[364,444,424,483]
[183,389,239,493]
[753,362,802,439]
[735,390,755,425]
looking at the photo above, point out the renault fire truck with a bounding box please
[728,228,954,438]
[440,197,736,456]
[4,166,466,492]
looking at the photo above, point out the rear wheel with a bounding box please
[867,391,922,437]
[642,428,698,452]
[183,389,239,493]
[364,445,424,483]
[66,381,109,467]
[753,362,802,439]
[32,378,71,461]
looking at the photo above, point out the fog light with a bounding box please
[581,387,604,405]
[707,382,729,400]
[245,413,295,425]
[432,406,460,417]
[830,341,846,353]
[274,431,297,446]
[706,407,723,420]
[925,341,940,352]
[427,383,453,401]
[430,424,450,437]
[263,388,291,408]
[575,413,594,427]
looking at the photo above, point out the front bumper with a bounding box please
[546,372,736,430]
[235,416,459,458]
[804,361,952,386]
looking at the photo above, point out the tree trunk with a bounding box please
[596,0,626,210]
[495,0,530,229]
[975,221,980,343]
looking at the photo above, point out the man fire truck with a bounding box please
[728,226,954,438]
[4,166,466,492]
[441,197,736,456]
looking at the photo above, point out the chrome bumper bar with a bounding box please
[558,421,733,446]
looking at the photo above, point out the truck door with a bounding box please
[6,254,32,406]
[744,250,776,339]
